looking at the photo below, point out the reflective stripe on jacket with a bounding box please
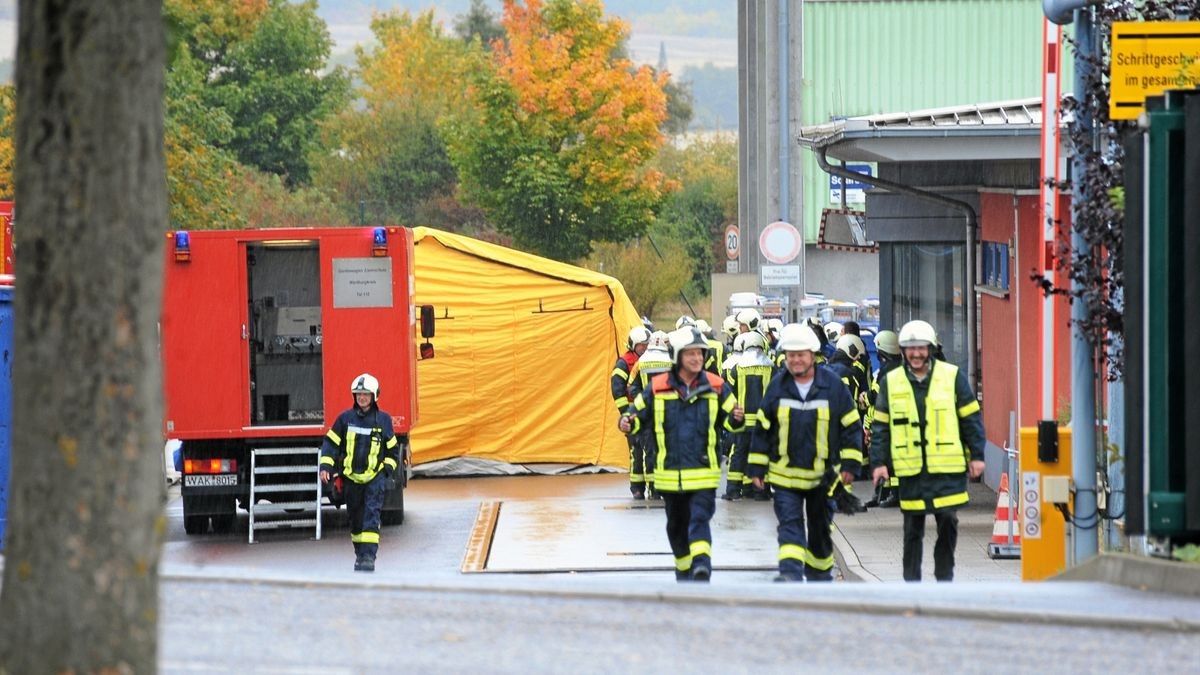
[728,357,774,430]
[746,367,863,490]
[321,406,400,484]
[627,369,742,491]
[882,362,975,477]
[610,352,637,413]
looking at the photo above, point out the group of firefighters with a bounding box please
[613,309,986,583]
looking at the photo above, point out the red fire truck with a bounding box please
[162,226,433,539]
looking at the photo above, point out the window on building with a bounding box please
[980,241,1011,294]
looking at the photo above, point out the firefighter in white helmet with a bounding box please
[764,318,785,367]
[613,326,651,497]
[748,324,862,581]
[735,308,762,334]
[627,331,674,498]
[694,318,725,375]
[619,326,745,582]
[320,373,402,572]
[870,320,985,582]
[723,330,776,501]
[823,332,871,515]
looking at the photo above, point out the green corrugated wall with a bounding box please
[799,0,1069,238]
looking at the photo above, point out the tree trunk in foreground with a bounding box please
[0,1,167,673]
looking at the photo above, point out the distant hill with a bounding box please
[316,0,734,38]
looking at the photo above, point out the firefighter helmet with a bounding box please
[722,315,739,339]
[874,330,900,357]
[351,373,381,400]
[695,319,712,336]
[898,320,938,348]
[765,318,784,338]
[735,308,761,331]
[647,330,671,353]
[675,315,696,329]
[627,326,651,351]
[668,326,709,365]
[734,330,768,353]
[824,322,843,342]
[777,323,821,352]
[836,334,866,360]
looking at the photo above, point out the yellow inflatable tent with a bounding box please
[409,227,643,470]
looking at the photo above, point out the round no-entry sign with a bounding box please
[724,224,739,260]
[759,221,801,264]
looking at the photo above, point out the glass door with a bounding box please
[890,242,967,371]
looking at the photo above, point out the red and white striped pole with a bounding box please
[1040,18,1062,422]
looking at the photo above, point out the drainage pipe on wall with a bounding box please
[815,146,979,392]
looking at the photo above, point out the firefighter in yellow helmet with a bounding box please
[870,320,985,581]
[865,329,902,508]
[748,324,863,581]
[619,326,745,581]
[320,373,402,572]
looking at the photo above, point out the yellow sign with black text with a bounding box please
[1110,21,1200,120]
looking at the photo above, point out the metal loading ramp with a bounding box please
[462,497,780,573]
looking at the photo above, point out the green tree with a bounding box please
[203,0,350,185]
[313,10,475,227]
[584,238,692,319]
[229,167,351,229]
[0,84,14,199]
[445,0,672,261]
[165,46,243,230]
[455,0,505,48]
[315,108,457,226]
[661,74,694,135]
[652,135,736,294]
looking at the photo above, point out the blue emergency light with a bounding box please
[372,227,388,257]
[173,231,191,262]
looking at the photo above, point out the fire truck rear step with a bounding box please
[249,447,323,544]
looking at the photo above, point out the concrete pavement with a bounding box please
[831,479,1021,583]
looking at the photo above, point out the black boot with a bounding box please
[721,486,742,501]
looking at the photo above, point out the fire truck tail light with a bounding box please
[184,458,237,474]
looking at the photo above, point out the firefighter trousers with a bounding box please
[662,489,715,581]
[629,434,657,495]
[345,475,386,560]
[725,432,750,491]
[773,486,835,581]
[902,509,959,581]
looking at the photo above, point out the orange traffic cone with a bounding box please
[987,472,1021,559]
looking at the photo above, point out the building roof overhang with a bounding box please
[796,97,1047,163]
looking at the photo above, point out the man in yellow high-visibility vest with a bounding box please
[870,320,985,582]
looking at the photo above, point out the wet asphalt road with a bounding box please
[151,473,1200,673]
[161,575,1198,674]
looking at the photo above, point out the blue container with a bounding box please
[0,284,11,550]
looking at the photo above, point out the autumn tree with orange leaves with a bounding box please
[445,0,673,261]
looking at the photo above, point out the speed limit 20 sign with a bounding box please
[724,224,739,260]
